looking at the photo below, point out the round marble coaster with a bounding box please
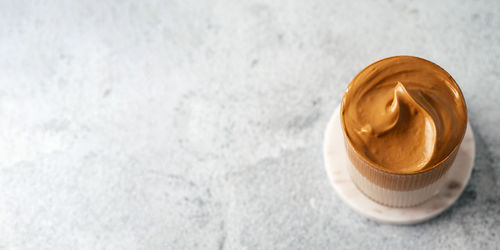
[323,105,475,225]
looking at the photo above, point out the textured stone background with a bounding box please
[0,0,499,249]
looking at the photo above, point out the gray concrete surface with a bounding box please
[0,0,499,249]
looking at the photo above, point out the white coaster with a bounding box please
[323,105,475,225]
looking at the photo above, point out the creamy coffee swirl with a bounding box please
[341,56,467,174]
